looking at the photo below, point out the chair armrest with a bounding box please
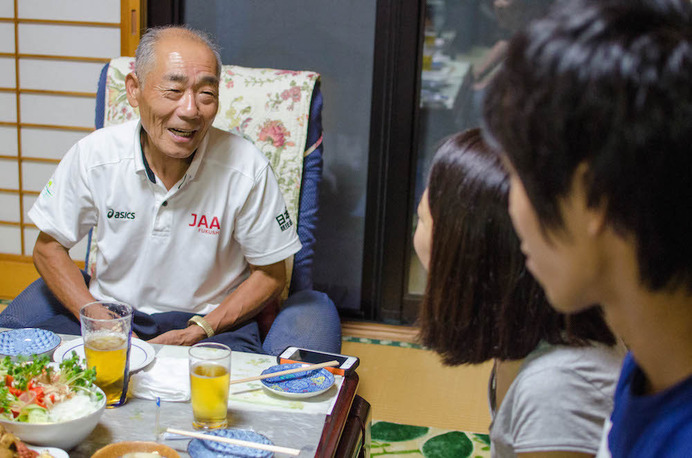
[290,83,324,293]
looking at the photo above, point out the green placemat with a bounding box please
[370,421,490,457]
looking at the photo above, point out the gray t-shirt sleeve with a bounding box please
[510,368,613,453]
[490,345,620,457]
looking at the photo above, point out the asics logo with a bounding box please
[107,209,135,219]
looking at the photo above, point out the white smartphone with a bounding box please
[277,346,360,376]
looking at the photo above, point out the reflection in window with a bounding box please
[410,0,555,295]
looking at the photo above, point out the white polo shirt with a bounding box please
[29,120,302,315]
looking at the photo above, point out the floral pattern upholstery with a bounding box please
[90,57,321,285]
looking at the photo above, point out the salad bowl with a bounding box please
[0,353,107,450]
[0,385,106,450]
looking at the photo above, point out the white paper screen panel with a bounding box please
[22,227,38,257]
[0,226,22,256]
[21,93,95,128]
[0,57,15,88]
[0,22,14,53]
[0,126,18,156]
[20,59,104,93]
[18,0,120,22]
[22,195,37,221]
[0,0,13,18]
[0,159,19,189]
[0,93,17,123]
[22,129,88,160]
[21,161,58,193]
[0,192,20,223]
[18,24,119,58]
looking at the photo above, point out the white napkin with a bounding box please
[129,357,190,402]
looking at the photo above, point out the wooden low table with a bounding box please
[53,338,367,457]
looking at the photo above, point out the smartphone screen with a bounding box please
[287,349,350,367]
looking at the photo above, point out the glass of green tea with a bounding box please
[188,342,231,429]
[79,301,133,408]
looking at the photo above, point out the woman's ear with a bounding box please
[125,72,140,108]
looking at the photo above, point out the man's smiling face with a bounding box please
[128,32,219,161]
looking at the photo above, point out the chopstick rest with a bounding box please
[166,427,301,456]
[229,360,339,385]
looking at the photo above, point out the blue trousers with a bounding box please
[0,273,341,356]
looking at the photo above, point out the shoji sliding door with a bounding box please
[0,0,141,262]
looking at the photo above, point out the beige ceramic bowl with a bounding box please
[92,441,181,458]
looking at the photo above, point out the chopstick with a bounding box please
[229,360,339,385]
[166,427,301,456]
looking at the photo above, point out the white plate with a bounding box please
[52,337,156,372]
[26,446,69,458]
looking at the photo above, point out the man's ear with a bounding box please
[125,72,140,108]
[573,162,608,236]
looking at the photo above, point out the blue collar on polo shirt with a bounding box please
[134,122,210,187]
[141,146,157,183]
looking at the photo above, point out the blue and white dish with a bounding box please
[260,363,335,399]
[0,328,61,359]
[187,428,273,458]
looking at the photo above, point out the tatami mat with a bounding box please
[341,339,492,434]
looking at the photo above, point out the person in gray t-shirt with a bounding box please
[413,129,623,457]
[490,342,622,456]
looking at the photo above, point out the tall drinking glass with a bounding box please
[79,301,132,408]
[189,342,231,429]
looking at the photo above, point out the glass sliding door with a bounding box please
[183,0,377,316]
[406,0,556,312]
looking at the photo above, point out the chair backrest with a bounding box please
[89,57,324,294]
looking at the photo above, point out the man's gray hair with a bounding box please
[134,26,222,85]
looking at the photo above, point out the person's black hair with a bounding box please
[483,0,692,292]
[417,128,615,365]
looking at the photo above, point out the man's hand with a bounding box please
[148,324,207,346]
[201,261,286,335]
[148,260,286,346]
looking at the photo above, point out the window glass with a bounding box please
[184,0,376,313]
[409,0,555,295]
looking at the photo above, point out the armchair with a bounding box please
[1,58,341,355]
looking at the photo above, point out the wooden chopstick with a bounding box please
[166,427,301,456]
[229,360,339,385]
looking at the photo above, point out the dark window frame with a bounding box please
[360,0,425,323]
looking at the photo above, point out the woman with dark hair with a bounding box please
[415,128,623,457]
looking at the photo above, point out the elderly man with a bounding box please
[2,26,338,354]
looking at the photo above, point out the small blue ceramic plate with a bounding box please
[187,429,273,458]
[0,328,61,359]
[260,363,335,399]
